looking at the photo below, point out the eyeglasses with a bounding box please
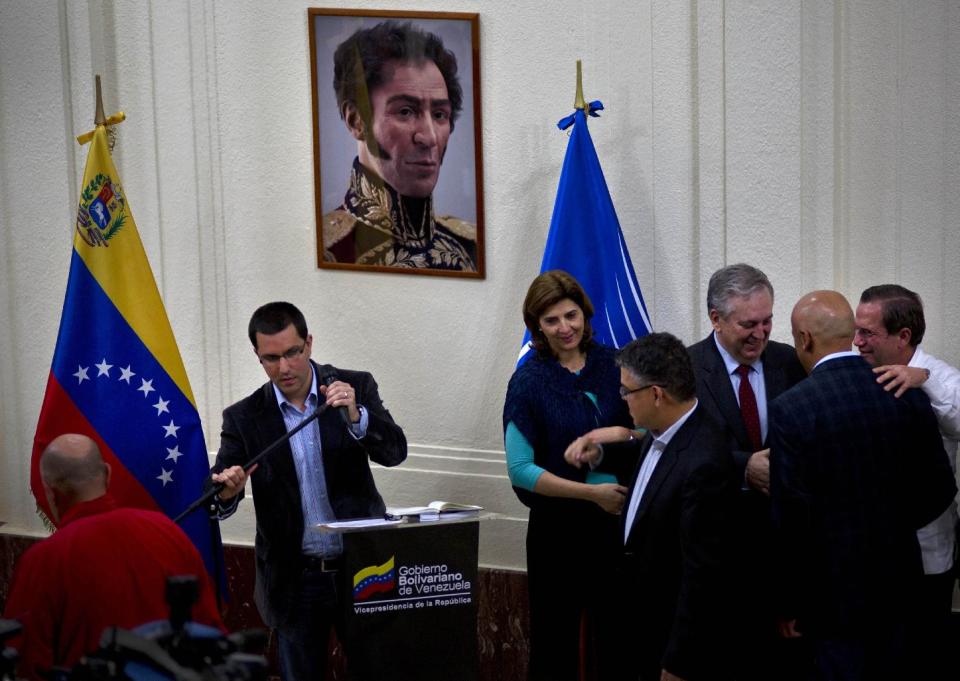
[853,328,885,340]
[619,384,658,398]
[259,344,305,365]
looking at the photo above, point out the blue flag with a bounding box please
[518,101,652,364]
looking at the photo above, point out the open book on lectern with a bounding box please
[385,500,483,520]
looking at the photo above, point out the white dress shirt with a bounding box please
[623,401,698,544]
[909,346,960,574]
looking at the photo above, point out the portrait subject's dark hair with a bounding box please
[707,263,774,318]
[522,270,594,357]
[248,302,309,349]
[333,21,464,130]
[859,284,926,346]
[617,332,696,402]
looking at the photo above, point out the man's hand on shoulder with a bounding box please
[745,448,771,496]
[211,464,257,500]
[873,364,929,398]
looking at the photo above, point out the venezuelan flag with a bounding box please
[353,556,396,600]
[32,122,223,582]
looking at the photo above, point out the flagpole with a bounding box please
[94,74,106,126]
[574,60,586,111]
[76,76,125,146]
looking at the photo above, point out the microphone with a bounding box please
[173,401,329,524]
[320,367,354,427]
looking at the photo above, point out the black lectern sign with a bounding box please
[340,520,479,681]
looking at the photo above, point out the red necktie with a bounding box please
[736,364,762,451]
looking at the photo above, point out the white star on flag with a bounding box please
[163,420,180,439]
[157,469,173,486]
[153,397,170,415]
[119,365,136,384]
[166,446,183,463]
[95,359,113,377]
[138,378,155,397]
[73,366,89,384]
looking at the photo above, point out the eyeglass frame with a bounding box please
[853,327,888,341]
[619,383,660,398]
[258,343,306,365]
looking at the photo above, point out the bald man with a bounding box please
[768,291,956,681]
[3,434,223,681]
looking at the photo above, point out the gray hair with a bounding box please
[707,263,774,318]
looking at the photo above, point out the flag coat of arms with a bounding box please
[518,101,652,364]
[33,122,222,580]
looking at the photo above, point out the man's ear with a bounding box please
[343,102,366,142]
[798,329,814,354]
[708,309,722,332]
[896,327,912,348]
[42,480,61,526]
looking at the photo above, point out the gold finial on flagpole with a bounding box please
[76,75,126,146]
[574,60,587,110]
[94,74,106,126]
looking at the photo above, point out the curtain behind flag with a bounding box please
[33,123,223,583]
[518,102,652,364]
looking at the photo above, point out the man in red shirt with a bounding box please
[3,433,223,680]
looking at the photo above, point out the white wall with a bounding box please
[1,0,958,571]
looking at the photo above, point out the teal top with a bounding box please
[505,390,617,491]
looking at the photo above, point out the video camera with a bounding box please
[8,576,268,681]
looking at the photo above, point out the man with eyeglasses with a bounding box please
[686,263,808,681]
[854,284,959,678]
[566,332,736,681]
[209,301,406,681]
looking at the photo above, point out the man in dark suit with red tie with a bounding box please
[770,290,956,681]
[686,264,807,680]
[567,333,737,681]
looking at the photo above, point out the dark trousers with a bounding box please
[525,509,620,681]
[810,621,907,681]
[277,565,343,681]
[908,569,956,678]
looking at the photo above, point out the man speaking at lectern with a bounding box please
[210,302,407,681]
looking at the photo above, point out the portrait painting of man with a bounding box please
[309,10,484,277]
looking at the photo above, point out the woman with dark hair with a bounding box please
[503,270,638,681]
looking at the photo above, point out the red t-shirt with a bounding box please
[3,494,224,680]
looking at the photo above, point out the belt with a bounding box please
[303,555,342,572]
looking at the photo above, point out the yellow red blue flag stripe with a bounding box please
[32,125,222,583]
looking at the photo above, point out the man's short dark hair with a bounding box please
[859,284,925,346]
[707,263,774,318]
[248,302,309,349]
[617,332,696,402]
[333,21,464,130]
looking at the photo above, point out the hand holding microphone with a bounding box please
[320,369,359,426]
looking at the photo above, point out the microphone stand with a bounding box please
[173,402,330,524]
